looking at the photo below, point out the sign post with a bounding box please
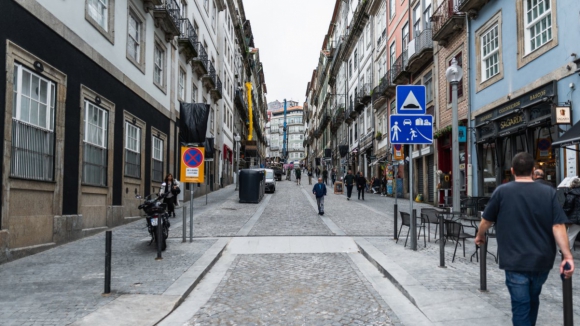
[390,85,433,251]
[180,146,205,242]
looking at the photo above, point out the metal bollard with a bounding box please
[439,214,446,268]
[411,209,417,251]
[394,204,398,240]
[104,231,112,294]
[479,233,487,292]
[155,219,163,260]
[562,255,574,326]
[182,206,187,243]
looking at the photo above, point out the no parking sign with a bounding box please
[180,146,205,183]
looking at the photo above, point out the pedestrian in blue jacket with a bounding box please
[313,178,327,215]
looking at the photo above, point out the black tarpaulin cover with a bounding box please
[205,138,214,158]
[180,102,210,144]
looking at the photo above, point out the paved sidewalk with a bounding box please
[318,189,580,325]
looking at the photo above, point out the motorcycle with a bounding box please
[136,189,170,251]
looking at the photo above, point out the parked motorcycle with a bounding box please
[136,189,170,251]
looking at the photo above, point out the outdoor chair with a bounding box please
[396,211,426,248]
[420,208,440,242]
[445,220,475,262]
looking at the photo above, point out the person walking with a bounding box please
[322,168,329,185]
[295,167,302,185]
[331,169,336,185]
[475,152,574,326]
[160,174,180,218]
[563,177,580,250]
[307,168,313,185]
[315,167,320,178]
[344,170,355,200]
[356,172,366,200]
[533,168,553,187]
[312,177,327,215]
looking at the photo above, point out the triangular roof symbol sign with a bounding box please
[402,91,422,110]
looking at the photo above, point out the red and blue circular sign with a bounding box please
[183,147,203,168]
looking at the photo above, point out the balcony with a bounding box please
[432,0,465,47]
[152,0,181,42]
[234,90,248,122]
[392,50,409,84]
[143,0,162,13]
[384,69,396,96]
[192,42,209,76]
[359,131,374,152]
[210,74,223,100]
[458,0,489,18]
[178,19,198,62]
[202,61,216,90]
[406,29,433,74]
[354,94,364,112]
[270,146,279,151]
[358,83,371,104]
[289,147,305,152]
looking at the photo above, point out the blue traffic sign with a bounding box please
[389,115,434,144]
[396,85,426,115]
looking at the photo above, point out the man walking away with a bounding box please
[533,168,553,187]
[476,152,574,326]
[307,168,313,185]
[356,172,366,200]
[322,168,329,185]
[331,169,336,185]
[313,178,327,215]
[295,167,301,185]
[344,170,355,200]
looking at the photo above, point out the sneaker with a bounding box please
[347,197,350,201]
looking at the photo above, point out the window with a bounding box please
[402,23,409,50]
[389,0,395,19]
[366,24,371,47]
[204,0,209,12]
[354,123,358,140]
[389,42,396,68]
[178,68,186,100]
[448,52,464,102]
[125,122,141,178]
[154,43,165,90]
[88,0,108,30]
[424,0,432,29]
[378,55,385,79]
[192,83,198,102]
[86,0,114,43]
[210,108,215,133]
[525,0,552,53]
[413,5,421,36]
[424,71,433,103]
[366,108,371,130]
[349,59,353,78]
[11,64,56,181]
[390,99,396,115]
[354,50,358,69]
[366,67,372,86]
[83,101,108,186]
[152,136,163,183]
[211,2,217,30]
[127,9,145,72]
[481,24,499,81]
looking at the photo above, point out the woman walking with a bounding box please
[160,173,180,218]
[563,177,580,249]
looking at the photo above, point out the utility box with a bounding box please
[239,169,265,203]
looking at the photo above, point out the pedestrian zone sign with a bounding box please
[389,115,434,145]
[396,85,426,115]
[180,146,205,183]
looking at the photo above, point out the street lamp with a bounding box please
[445,58,464,213]
[234,134,241,191]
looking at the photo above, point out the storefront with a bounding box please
[475,81,558,196]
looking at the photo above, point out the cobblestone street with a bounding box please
[1,180,578,325]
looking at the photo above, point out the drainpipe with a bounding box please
[465,14,473,197]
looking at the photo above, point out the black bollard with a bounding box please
[155,217,163,260]
[439,213,446,268]
[479,233,487,292]
[562,257,573,326]
[104,231,112,294]
[182,206,186,243]
[394,204,398,240]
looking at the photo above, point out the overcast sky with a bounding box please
[243,0,336,105]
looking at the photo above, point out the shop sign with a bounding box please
[555,105,572,124]
[498,113,525,136]
[458,126,466,143]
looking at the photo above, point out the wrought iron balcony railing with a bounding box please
[431,0,465,46]
[392,50,409,84]
[178,18,198,61]
[192,42,209,75]
[153,0,181,41]
[407,29,434,74]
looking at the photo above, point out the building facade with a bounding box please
[267,104,304,163]
[0,0,267,262]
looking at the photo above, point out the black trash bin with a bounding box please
[239,169,265,203]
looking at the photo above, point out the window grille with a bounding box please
[83,101,108,186]
[125,122,141,178]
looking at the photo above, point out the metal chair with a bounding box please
[421,208,441,242]
[397,211,426,248]
[445,220,475,262]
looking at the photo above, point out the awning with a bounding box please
[552,122,580,147]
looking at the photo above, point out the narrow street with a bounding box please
[1,178,578,325]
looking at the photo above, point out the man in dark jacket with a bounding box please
[315,167,320,178]
[322,169,329,185]
[533,169,553,187]
[312,178,327,215]
[344,170,355,200]
[356,172,366,200]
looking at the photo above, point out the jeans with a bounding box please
[358,186,364,200]
[316,196,324,214]
[504,270,550,326]
[346,185,353,198]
